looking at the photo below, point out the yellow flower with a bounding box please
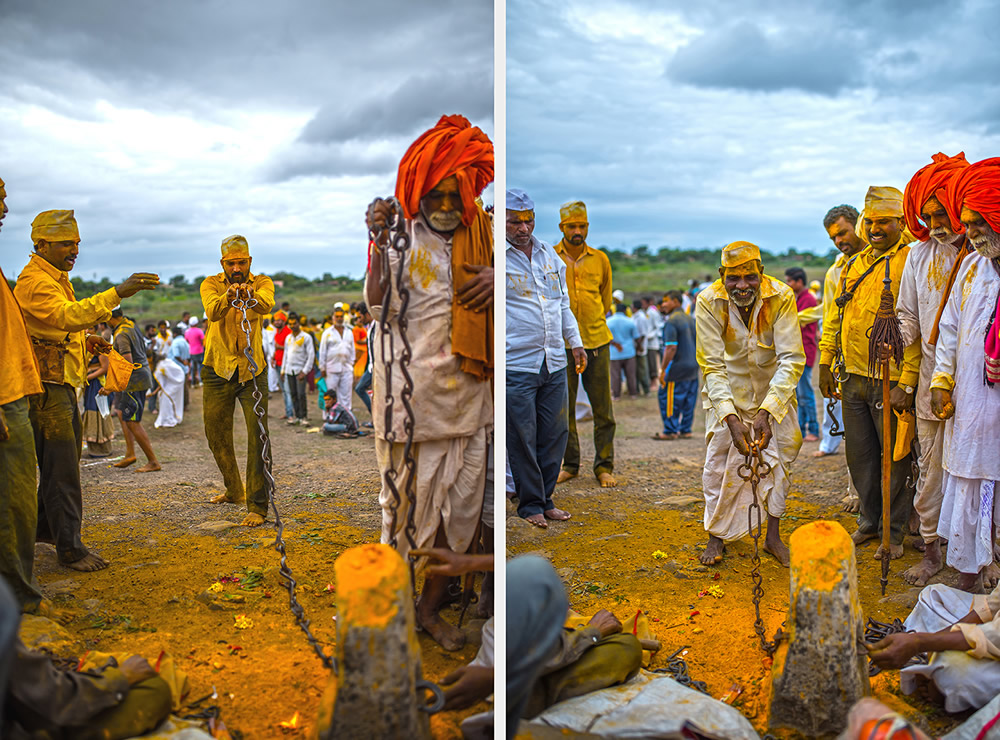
[707,585,724,599]
[234,614,254,630]
[652,550,668,560]
[208,582,223,594]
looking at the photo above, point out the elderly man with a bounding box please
[819,187,920,561]
[553,201,618,488]
[929,158,1000,593]
[15,211,157,573]
[318,305,355,414]
[506,188,585,528]
[365,114,493,651]
[200,235,275,527]
[895,153,972,586]
[696,242,804,566]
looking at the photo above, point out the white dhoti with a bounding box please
[153,360,185,428]
[915,417,946,542]
[376,426,488,569]
[937,475,999,574]
[326,369,354,414]
[901,583,1000,712]
[702,407,802,541]
[267,363,280,393]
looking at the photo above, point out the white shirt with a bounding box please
[632,310,650,356]
[318,324,355,376]
[645,305,664,350]
[280,330,315,375]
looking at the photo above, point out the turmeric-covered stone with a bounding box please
[769,520,869,737]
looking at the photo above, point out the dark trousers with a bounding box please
[28,383,88,563]
[202,366,271,517]
[354,369,372,414]
[659,378,699,435]
[797,364,819,436]
[507,363,568,517]
[645,351,660,383]
[636,354,650,395]
[564,344,616,476]
[0,577,20,730]
[841,373,912,545]
[610,356,637,399]
[0,398,42,610]
[285,374,308,420]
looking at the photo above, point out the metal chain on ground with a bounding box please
[231,296,333,671]
[736,443,782,655]
[864,617,927,677]
[651,646,708,693]
[368,197,420,587]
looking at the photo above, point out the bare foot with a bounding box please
[812,450,837,458]
[598,472,617,488]
[803,434,819,442]
[210,493,245,505]
[842,495,861,514]
[523,513,548,529]
[763,536,791,567]
[699,536,725,565]
[544,508,572,521]
[908,509,921,537]
[417,610,466,651]
[873,543,904,560]
[136,462,161,473]
[851,528,876,546]
[240,513,265,527]
[556,470,577,484]
[33,599,74,625]
[957,571,984,594]
[985,562,1000,590]
[63,552,109,572]
[911,536,926,553]
[901,544,942,586]
[113,457,136,468]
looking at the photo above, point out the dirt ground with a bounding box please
[32,385,488,740]
[506,389,971,739]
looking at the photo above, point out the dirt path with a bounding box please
[35,386,486,739]
[507,392,967,738]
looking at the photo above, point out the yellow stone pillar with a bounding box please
[769,520,870,737]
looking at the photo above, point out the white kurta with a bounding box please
[932,253,1000,572]
[318,325,356,413]
[262,326,280,392]
[154,359,185,428]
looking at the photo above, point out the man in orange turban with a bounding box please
[365,115,493,651]
[896,153,971,587]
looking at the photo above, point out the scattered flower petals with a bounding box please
[324,583,335,593]
[208,582,223,594]
[707,585,724,599]
[278,711,300,731]
[233,614,253,630]
[651,550,668,560]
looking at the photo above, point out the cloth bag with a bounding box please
[104,349,141,392]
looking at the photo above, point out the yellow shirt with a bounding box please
[695,275,804,423]
[200,272,275,383]
[13,254,119,388]
[818,239,920,386]
[553,240,613,349]
[1,267,43,405]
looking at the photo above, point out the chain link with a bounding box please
[826,295,850,438]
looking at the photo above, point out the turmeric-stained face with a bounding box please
[962,206,1000,259]
[721,261,762,308]
[419,174,463,234]
[863,215,903,249]
[221,256,251,284]
[826,216,865,257]
[37,238,81,272]
[506,209,534,248]
[921,195,960,245]
[559,219,589,246]
[334,310,345,327]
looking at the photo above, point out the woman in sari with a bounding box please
[82,327,115,456]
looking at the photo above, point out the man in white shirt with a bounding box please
[318,306,356,414]
[643,296,664,382]
[280,312,314,425]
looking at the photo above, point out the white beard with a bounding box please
[426,210,462,232]
[731,290,758,308]
[929,227,959,248]
[972,228,1000,259]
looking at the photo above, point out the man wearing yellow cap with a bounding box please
[819,187,920,561]
[15,209,158,572]
[200,235,275,527]
[696,241,804,566]
[552,200,618,488]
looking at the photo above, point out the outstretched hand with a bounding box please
[115,273,160,299]
[85,334,112,356]
[412,548,494,578]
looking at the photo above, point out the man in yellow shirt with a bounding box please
[696,241,804,566]
[819,186,920,561]
[200,235,275,528]
[553,201,618,488]
[15,209,158,572]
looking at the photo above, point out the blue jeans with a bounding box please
[189,352,204,384]
[322,422,347,434]
[281,374,294,419]
[354,369,372,414]
[796,364,819,436]
[506,363,568,518]
[658,378,698,435]
[820,397,845,453]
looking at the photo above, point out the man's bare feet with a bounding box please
[544,508,571,521]
[841,495,861,514]
[136,461,161,473]
[556,470,577,484]
[210,493,245,505]
[851,528,876,546]
[901,541,942,586]
[873,543,904,560]
[63,551,109,572]
[985,562,1000,589]
[812,450,837,458]
[803,433,819,442]
[957,571,984,594]
[33,599,74,625]
[523,513,548,528]
[911,536,926,553]
[417,610,466,651]
[598,472,617,488]
[114,457,136,468]
[240,513,265,527]
[763,537,791,567]
[699,536,725,565]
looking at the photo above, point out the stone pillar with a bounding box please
[315,544,432,740]
[769,520,869,737]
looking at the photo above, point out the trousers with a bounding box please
[0,397,43,609]
[564,344,616,477]
[658,378,698,435]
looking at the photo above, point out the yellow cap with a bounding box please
[559,200,587,224]
[721,240,761,268]
[221,234,250,257]
[31,210,80,244]
[864,186,904,218]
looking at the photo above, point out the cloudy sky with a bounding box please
[507,0,1000,255]
[0,0,493,282]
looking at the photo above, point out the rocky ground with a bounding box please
[26,385,487,739]
[506,389,973,739]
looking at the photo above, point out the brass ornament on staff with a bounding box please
[867,258,904,595]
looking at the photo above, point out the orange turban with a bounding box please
[903,152,970,240]
[395,114,493,226]
[945,157,1000,234]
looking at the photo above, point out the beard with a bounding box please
[569,234,585,245]
[227,271,245,284]
[426,209,462,233]
[972,227,1000,259]
[730,288,758,308]
[929,226,959,247]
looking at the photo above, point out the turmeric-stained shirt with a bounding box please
[14,254,118,389]
[695,275,805,423]
[552,240,613,349]
[818,239,920,386]
[0,267,43,405]
[200,272,275,383]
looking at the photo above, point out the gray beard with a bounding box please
[973,228,1000,259]
[427,210,462,233]
[929,227,959,248]
[731,291,758,308]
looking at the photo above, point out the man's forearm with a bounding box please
[915,629,972,654]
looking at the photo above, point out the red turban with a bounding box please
[395,114,493,226]
[903,152,969,240]
[945,157,1000,235]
